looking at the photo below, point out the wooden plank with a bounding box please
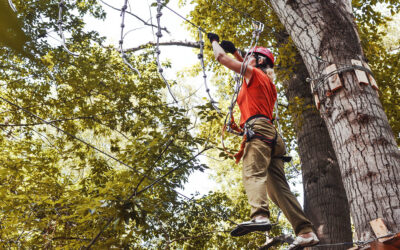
[323,64,343,92]
[370,240,399,250]
[370,233,400,250]
[314,93,320,110]
[352,59,369,85]
[362,62,379,92]
[369,218,395,243]
[310,80,315,93]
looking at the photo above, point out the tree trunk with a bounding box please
[285,55,352,248]
[269,0,400,241]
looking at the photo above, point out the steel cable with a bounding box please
[155,0,178,103]
[57,0,79,57]
[119,0,141,77]
[197,29,221,113]
[8,0,17,12]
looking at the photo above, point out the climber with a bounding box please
[207,33,319,249]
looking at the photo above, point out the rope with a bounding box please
[197,29,221,113]
[155,0,178,103]
[57,0,79,57]
[119,0,141,77]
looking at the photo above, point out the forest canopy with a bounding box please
[0,0,399,249]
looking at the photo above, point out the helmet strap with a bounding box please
[255,54,268,68]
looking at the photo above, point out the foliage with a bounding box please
[0,0,399,249]
[0,0,213,248]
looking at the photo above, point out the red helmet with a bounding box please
[249,46,274,67]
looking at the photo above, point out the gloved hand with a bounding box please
[207,32,220,43]
[220,40,237,54]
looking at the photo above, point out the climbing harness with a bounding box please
[198,29,221,113]
[155,0,178,103]
[232,115,276,163]
[57,0,79,57]
[8,0,17,12]
[119,0,141,77]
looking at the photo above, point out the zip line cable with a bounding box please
[119,0,141,77]
[155,0,178,103]
[57,0,79,57]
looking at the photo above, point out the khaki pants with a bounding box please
[242,118,313,235]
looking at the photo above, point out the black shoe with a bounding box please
[230,218,272,237]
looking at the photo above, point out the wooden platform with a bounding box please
[349,233,400,250]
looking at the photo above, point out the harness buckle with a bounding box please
[245,126,255,142]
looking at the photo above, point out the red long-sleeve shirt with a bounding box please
[237,68,277,128]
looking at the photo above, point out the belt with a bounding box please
[245,114,273,125]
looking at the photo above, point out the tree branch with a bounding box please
[53,237,91,241]
[125,41,200,53]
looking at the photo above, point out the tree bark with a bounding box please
[269,0,400,242]
[285,55,352,249]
